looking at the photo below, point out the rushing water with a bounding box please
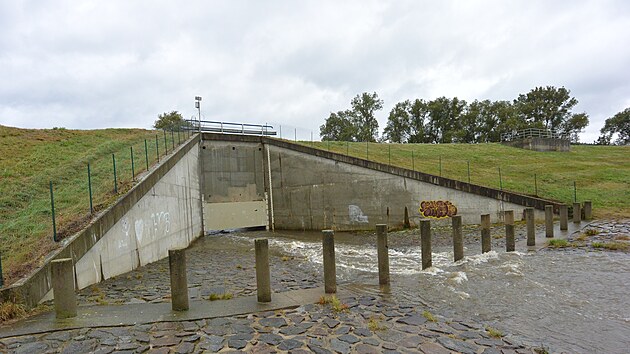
[214,230,630,354]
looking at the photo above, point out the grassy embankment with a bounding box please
[0,126,628,287]
[305,140,630,218]
[0,125,190,286]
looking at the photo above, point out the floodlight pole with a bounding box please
[195,96,202,133]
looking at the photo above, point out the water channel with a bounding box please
[216,229,630,354]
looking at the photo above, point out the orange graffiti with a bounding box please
[419,200,457,219]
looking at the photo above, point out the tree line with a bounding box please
[320,86,604,144]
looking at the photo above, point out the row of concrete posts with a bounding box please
[49,201,592,318]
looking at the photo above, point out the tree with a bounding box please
[425,97,466,143]
[320,110,356,141]
[383,101,412,143]
[319,92,383,142]
[560,112,589,143]
[513,86,578,131]
[350,92,383,142]
[598,108,630,145]
[154,111,187,130]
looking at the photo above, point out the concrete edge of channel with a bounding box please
[0,287,327,339]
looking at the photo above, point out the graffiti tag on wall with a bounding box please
[419,201,457,219]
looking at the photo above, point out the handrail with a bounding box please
[184,120,277,136]
[501,128,568,142]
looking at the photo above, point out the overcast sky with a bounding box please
[1,0,629,142]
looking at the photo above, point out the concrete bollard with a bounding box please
[255,239,271,302]
[169,248,189,311]
[376,224,390,286]
[545,205,554,238]
[452,215,464,262]
[573,202,581,223]
[559,204,568,231]
[481,214,491,253]
[505,210,515,252]
[420,220,432,270]
[525,207,535,246]
[51,258,77,319]
[322,230,336,293]
[583,201,592,220]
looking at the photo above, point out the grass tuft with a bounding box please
[486,326,504,338]
[422,310,437,322]
[0,301,27,322]
[317,295,349,313]
[548,239,569,248]
[208,292,234,301]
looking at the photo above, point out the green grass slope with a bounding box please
[309,140,630,218]
[0,125,189,286]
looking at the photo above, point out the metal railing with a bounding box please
[501,128,568,142]
[184,120,277,136]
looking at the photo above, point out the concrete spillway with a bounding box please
[1,133,557,307]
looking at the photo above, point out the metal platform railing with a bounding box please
[501,128,568,142]
[185,120,277,136]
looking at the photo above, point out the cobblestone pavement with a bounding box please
[563,219,630,251]
[2,292,542,354]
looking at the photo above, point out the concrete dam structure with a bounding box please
[2,133,557,307]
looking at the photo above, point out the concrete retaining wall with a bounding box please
[503,137,570,152]
[0,136,203,308]
[200,134,560,230]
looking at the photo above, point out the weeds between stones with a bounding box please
[317,295,349,313]
[422,310,437,322]
[547,239,570,248]
[367,315,387,331]
[207,292,233,301]
[592,242,628,251]
[486,326,504,338]
[0,301,26,322]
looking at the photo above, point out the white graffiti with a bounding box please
[118,218,130,249]
[348,205,369,223]
[151,211,171,236]
[135,219,144,244]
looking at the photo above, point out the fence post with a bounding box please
[255,239,271,302]
[50,180,57,242]
[0,252,3,287]
[481,214,491,253]
[169,248,189,311]
[420,220,432,270]
[130,146,135,181]
[498,167,503,191]
[294,128,297,142]
[467,161,471,183]
[388,145,391,165]
[583,201,592,220]
[163,130,168,154]
[534,174,538,196]
[439,156,442,177]
[525,207,535,246]
[376,224,389,286]
[573,181,577,202]
[51,258,76,318]
[112,154,118,193]
[573,202,581,223]
[545,205,554,238]
[412,150,415,171]
[366,141,369,159]
[144,139,149,171]
[452,215,463,261]
[171,130,175,150]
[322,230,336,293]
[505,210,515,252]
[559,204,568,230]
[155,135,160,163]
[346,141,349,155]
[87,163,93,214]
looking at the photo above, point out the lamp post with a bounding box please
[195,96,202,133]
